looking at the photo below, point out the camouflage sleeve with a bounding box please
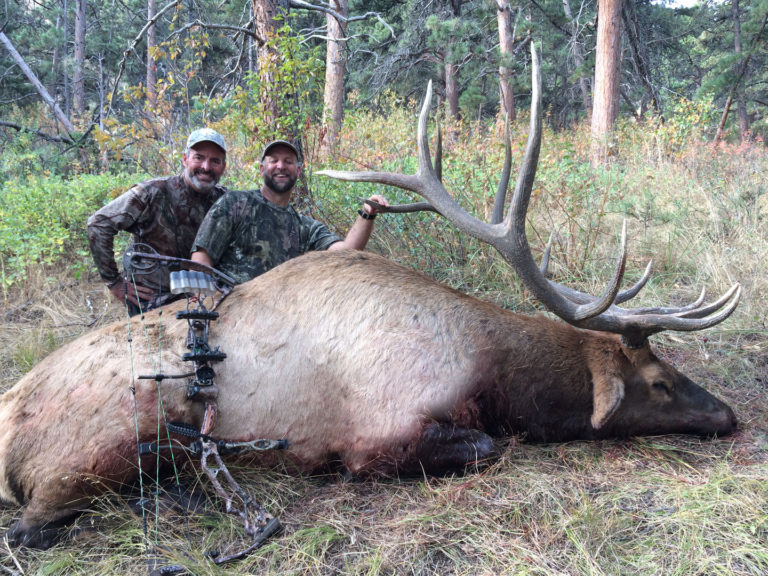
[191,193,237,264]
[86,184,152,285]
[301,214,342,252]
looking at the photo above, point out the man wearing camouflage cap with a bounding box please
[87,128,228,315]
[190,139,388,284]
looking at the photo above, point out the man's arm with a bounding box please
[191,249,214,268]
[328,194,389,251]
[190,192,237,271]
[87,187,155,305]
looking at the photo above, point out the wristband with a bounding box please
[358,209,376,220]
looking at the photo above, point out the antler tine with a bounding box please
[361,198,440,214]
[539,232,553,275]
[620,286,706,316]
[320,81,495,240]
[614,285,741,346]
[615,259,653,304]
[548,281,704,315]
[539,234,648,306]
[491,113,512,225]
[676,283,740,319]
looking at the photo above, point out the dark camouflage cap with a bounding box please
[261,140,302,163]
[186,128,227,153]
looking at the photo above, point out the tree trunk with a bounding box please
[496,0,516,120]
[444,0,463,122]
[146,0,157,109]
[622,0,661,119]
[322,0,348,152]
[714,11,768,145]
[562,0,591,120]
[590,0,623,165]
[253,0,290,133]
[732,0,749,140]
[0,32,75,135]
[73,0,87,114]
[62,0,71,116]
[445,59,460,120]
[49,4,65,100]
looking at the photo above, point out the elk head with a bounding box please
[318,44,740,350]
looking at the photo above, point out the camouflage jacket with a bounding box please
[191,189,342,284]
[87,174,226,292]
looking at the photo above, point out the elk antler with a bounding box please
[319,43,740,347]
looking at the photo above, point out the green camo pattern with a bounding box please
[192,189,341,284]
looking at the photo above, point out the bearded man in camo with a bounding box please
[191,140,388,284]
[87,128,228,315]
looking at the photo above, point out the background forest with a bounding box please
[1,0,768,288]
[1,0,768,575]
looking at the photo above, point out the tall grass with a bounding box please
[0,109,766,575]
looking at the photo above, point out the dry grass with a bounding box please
[1,127,767,575]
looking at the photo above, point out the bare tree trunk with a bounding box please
[73,0,86,114]
[714,11,768,145]
[146,0,157,109]
[622,0,661,119]
[496,0,516,120]
[445,59,460,120]
[590,0,623,165]
[562,0,591,120]
[49,5,64,100]
[322,0,348,152]
[0,32,75,135]
[62,0,71,116]
[443,0,463,122]
[732,0,749,140]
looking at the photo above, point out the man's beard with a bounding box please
[186,168,219,192]
[263,172,297,194]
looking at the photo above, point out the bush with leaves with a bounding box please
[0,173,147,288]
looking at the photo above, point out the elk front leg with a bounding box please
[399,422,498,476]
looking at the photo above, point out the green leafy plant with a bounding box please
[216,21,325,166]
[0,172,147,288]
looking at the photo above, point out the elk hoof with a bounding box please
[6,519,64,550]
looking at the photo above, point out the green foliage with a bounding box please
[216,22,325,164]
[0,172,146,288]
[657,98,718,150]
[0,106,86,180]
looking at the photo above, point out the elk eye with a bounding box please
[652,380,670,394]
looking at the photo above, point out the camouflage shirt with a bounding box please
[191,189,342,284]
[87,174,226,292]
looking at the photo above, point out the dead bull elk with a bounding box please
[1,46,739,549]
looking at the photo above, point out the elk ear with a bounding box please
[591,375,625,429]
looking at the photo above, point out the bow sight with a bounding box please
[122,242,236,310]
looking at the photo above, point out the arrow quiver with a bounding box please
[173,270,224,434]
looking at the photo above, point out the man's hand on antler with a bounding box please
[362,194,390,217]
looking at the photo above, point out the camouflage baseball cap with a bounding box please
[186,128,227,153]
[261,140,302,163]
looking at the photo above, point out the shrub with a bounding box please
[0,172,147,288]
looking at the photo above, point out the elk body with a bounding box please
[0,45,740,548]
[0,250,737,548]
